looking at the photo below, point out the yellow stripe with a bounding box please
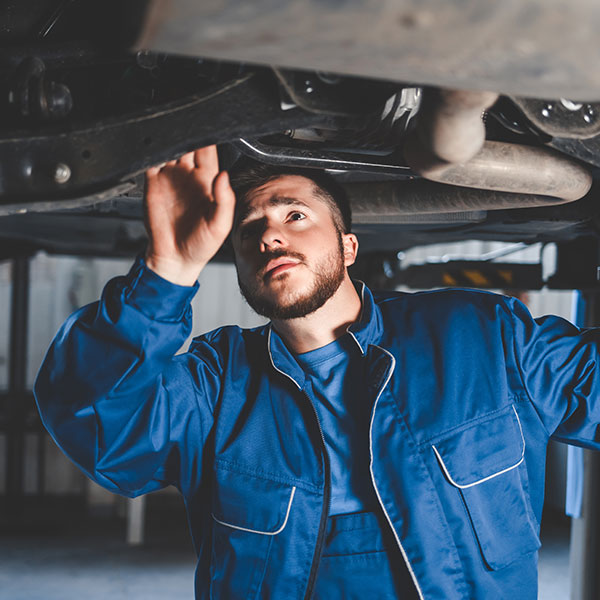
[462,270,490,286]
[442,273,458,286]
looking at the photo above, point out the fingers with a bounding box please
[194,145,219,173]
[178,151,195,169]
[188,145,219,197]
[147,160,170,176]
[146,145,219,187]
[147,166,161,177]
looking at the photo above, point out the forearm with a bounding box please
[34,256,200,494]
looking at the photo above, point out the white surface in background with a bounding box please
[0,253,264,495]
[0,246,580,596]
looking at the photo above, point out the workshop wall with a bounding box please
[0,243,575,506]
[0,252,265,497]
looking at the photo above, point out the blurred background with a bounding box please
[0,242,577,599]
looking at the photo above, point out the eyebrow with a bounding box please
[235,196,312,228]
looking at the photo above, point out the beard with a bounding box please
[237,235,346,320]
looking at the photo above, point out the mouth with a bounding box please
[263,257,301,280]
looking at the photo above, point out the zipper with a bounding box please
[266,329,330,600]
[369,345,425,600]
[302,389,331,600]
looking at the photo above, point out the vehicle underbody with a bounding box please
[1,0,600,289]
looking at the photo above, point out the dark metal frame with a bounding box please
[0,71,333,211]
[1,255,42,517]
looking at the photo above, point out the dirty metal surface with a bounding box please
[137,0,600,100]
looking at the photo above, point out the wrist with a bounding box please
[144,253,206,286]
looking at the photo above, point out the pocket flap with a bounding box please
[432,405,525,489]
[212,467,296,535]
[431,406,539,570]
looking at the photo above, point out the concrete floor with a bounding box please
[538,514,571,600]
[0,536,196,600]
[0,498,571,600]
[0,495,197,600]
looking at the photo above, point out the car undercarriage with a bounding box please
[0,0,600,291]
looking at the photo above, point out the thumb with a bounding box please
[212,171,236,223]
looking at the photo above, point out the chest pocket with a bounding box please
[210,465,296,599]
[432,405,540,570]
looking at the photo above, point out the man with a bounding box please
[35,146,600,599]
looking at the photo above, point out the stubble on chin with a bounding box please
[237,244,345,321]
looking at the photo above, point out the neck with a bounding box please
[272,275,362,353]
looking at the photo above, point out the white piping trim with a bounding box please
[368,345,425,600]
[346,281,366,355]
[211,486,297,536]
[432,405,526,490]
[267,326,302,390]
[347,330,364,355]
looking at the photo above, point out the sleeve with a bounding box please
[507,296,600,449]
[34,256,221,498]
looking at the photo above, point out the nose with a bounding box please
[259,221,287,252]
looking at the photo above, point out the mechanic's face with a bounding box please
[232,175,357,320]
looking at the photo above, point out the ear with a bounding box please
[341,233,359,267]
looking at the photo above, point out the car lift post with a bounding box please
[569,290,600,600]
[5,255,29,516]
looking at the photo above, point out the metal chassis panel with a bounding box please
[138,0,600,101]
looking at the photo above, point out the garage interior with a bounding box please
[0,243,588,599]
[2,1,600,599]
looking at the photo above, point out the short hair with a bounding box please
[229,160,352,234]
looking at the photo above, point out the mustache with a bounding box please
[258,249,306,277]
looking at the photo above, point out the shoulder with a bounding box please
[375,286,513,311]
[188,323,269,361]
[373,287,519,330]
[165,323,269,386]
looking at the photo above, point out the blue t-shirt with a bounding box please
[295,334,377,515]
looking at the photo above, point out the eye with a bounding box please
[238,221,260,240]
[288,211,306,222]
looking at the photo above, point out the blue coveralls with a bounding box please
[315,511,418,598]
[34,258,600,599]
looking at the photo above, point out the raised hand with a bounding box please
[144,145,236,286]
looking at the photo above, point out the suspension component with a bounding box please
[8,56,73,122]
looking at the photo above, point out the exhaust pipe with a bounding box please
[237,86,592,222]
[405,88,499,167]
[346,180,584,224]
[404,88,593,205]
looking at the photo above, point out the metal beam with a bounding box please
[569,291,600,600]
[5,255,29,514]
